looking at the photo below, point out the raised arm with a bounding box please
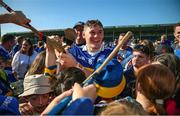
[0,11,31,27]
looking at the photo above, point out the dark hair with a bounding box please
[153,53,180,100]
[1,34,15,44]
[37,41,44,47]
[16,36,24,43]
[133,44,150,57]
[20,38,34,56]
[154,53,180,78]
[141,39,155,60]
[54,67,86,95]
[63,37,74,46]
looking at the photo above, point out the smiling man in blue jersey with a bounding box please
[57,20,113,76]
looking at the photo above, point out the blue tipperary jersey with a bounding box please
[0,45,11,60]
[174,48,180,58]
[68,44,113,70]
[0,45,17,83]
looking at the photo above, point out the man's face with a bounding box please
[7,40,15,51]
[132,51,150,69]
[83,25,104,52]
[28,93,50,113]
[174,26,180,42]
[74,25,85,45]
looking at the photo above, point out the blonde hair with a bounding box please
[26,51,46,76]
[99,100,147,115]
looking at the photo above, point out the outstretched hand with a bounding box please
[41,89,73,115]
[56,50,78,68]
[11,11,31,28]
[19,102,34,115]
[72,83,97,103]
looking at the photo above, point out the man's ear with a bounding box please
[82,31,86,39]
[174,32,176,38]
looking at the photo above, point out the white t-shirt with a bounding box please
[12,51,38,80]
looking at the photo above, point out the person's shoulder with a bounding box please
[104,46,113,50]
[30,51,38,57]
[99,47,113,57]
[71,44,84,49]
[0,46,12,60]
[13,44,20,49]
[126,46,133,51]
[13,51,21,57]
[69,44,85,53]
[124,65,134,76]
[0,95,20,115]
[62,98,94,115]
[0,45,6,52]
[33,50,38,55]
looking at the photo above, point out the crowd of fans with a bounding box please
[0,11,180,115]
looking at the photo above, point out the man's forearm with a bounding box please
[0,13,12,24]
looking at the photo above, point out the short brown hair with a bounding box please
[84,19,103,29]
[54,67,86,95]
[1,34,15,44]
[99,99,147,115]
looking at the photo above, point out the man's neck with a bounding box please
[86,45,103,56]
[88,47,100,53]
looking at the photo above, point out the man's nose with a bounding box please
[38,96,43,105]
[94,33,99,38]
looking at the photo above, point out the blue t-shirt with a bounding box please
[0,45,17,83]
[35,47,45,53]
[0,45,11,60]
[117,46,133,59]
[68,44,113,70]
[0,95,20,115]
[174,49,180,58]
[62,98,94,115]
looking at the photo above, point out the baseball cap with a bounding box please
[73,21,85,29]
[19,74,53,97]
